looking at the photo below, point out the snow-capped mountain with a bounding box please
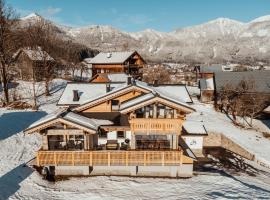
[20,13,270,63]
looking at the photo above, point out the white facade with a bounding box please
[182,136,204,150]
[98,131,132,145]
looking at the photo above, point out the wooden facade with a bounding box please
[91,51,145,78]
[25,81,197,175]
[14,50,55,81]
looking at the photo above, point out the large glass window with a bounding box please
[67,135,84,150]
[135,135,170,150]
[48,135,64,150]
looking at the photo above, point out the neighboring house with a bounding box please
[199,70,270,103]
[24,79,205,178]
[13,47,55,81]
[88,51,145,79]
[214,71,270,95]
[89,73,128,83]
[197,65,223,102]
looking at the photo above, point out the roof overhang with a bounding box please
[120,96,195,114]
[73,85,150,112]
[24,118,97,134]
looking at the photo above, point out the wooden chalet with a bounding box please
[13,47,55,81]
[24,79,204,177]
[88,51,145,79]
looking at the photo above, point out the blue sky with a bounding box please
[7,0,270,32]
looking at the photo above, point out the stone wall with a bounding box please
[203,132,254,160]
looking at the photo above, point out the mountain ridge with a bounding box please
[20,13,270,64]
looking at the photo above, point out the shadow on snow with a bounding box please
[0,164,34,200]
[0,111,47,140]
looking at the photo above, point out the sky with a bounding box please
[7,0,270,32]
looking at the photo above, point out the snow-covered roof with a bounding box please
[183,121,207,135]
[263,105,270,113]
[58,83,125,106]
[14,47,54,61]
[25,110,114,133]
[89,51,135,64]
[28,109,65,128]
[107,73,129,82]
[64,112,113,130]
[154,85,193,103]
[214,71,270,94]
[73,80,195,112]
[120,93,155,110]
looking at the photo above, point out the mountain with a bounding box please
[20,13,270,64]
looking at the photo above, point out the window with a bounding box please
[111,100,120,111]
[111,100,119,106]
[117,131,125,138]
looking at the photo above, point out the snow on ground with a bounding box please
[188,99,270,169]
[1,80,270,199]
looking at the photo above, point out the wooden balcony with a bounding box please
[130,118,183,135]
[36,150,193,167]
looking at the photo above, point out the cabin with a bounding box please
[24,79,207,178]
[88,51,145,79]
[13,47,55,81]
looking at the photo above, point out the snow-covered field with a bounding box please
[1,80,270,200]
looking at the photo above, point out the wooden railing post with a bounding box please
[54,152,57,166]
[72,152,75,166]
[125,151,128,166]
[108,152,111,166]
[180,151,183,166]
[144,151,146,166]
[162,152,165,166]
[89,152,92,166]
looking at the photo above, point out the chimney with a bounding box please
[106,84,111,92]
[127,76,132,85]
[73,90,80,101]
[153,79,158,87]
[107,52,112,58]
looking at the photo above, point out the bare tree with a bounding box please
[143,64,171,84]
[23,19,58,96]
[0,0,18,105]
[216,79,270,126]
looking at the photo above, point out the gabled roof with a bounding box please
[214,71,270,94]
[119,94,195,114]
[24,110,113,134]
[73,80,195,112]
[57,82,125,106]
[14,47,54,61]
[89,51,140,64]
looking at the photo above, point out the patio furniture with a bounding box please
[106,140,119,150]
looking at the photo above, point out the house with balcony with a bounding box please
[88,51,145,79]
[24,79,205,178]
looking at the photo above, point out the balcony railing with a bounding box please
[36,150,193,166]
[130,118,183,135]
